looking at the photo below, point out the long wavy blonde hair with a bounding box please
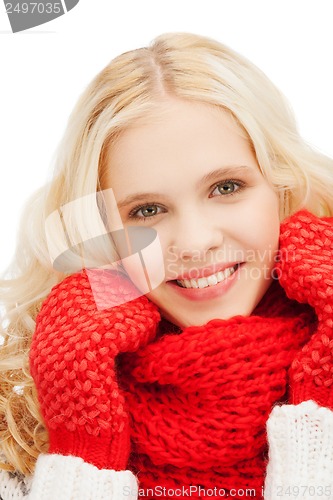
[1,32,333,475]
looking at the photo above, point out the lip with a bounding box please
[169,261,243,281]
[166,262,244,301]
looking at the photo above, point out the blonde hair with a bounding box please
[1,32,333,474]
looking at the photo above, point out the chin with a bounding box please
[161,292,270,328]
[147,277,274,329]
[160,307,238,329]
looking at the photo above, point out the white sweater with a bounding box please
[1,401,333,500]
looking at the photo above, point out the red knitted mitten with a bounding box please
[29,269,160,470]
[277,210,333,409]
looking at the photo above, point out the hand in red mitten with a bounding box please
[29,269,160,470]
[276,209,333,409]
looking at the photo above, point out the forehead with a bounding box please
[106,98,254,175]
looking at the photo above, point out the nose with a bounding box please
[170,209,224,261]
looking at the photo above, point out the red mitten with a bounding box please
[276,210,333,409]
[29,269,160,470]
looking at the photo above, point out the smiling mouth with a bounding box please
[174,263,241,289]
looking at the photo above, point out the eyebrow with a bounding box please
[116,165,254,208]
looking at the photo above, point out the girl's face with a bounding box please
[105,98,280,327]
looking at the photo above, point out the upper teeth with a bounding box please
[176,265,237,289]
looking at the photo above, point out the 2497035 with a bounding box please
[276,485,332,497]
[5,3,62,14]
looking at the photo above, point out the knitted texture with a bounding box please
[264,401,333,499]
[0,467,31,499]
[277,210,333,409]
[121,281,315,499]
[29,455,138,500]
[28,210,333,499]
[0,455,137,500]
[115,210,333,500]
[29,269,160,470]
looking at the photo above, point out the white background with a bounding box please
[1,0,332,275]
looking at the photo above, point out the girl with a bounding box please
[1,32,333,500]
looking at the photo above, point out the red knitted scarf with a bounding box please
[120,281,316,499]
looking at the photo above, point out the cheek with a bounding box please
[219,195,280,269]
[247,205,280,273]
[240,192,280,248]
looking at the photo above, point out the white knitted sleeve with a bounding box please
[0,468,31,499]
[264,400,333,500]
[0,455,138,500]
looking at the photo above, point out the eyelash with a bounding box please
[127,179,246,221]
[210,179,245,198]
